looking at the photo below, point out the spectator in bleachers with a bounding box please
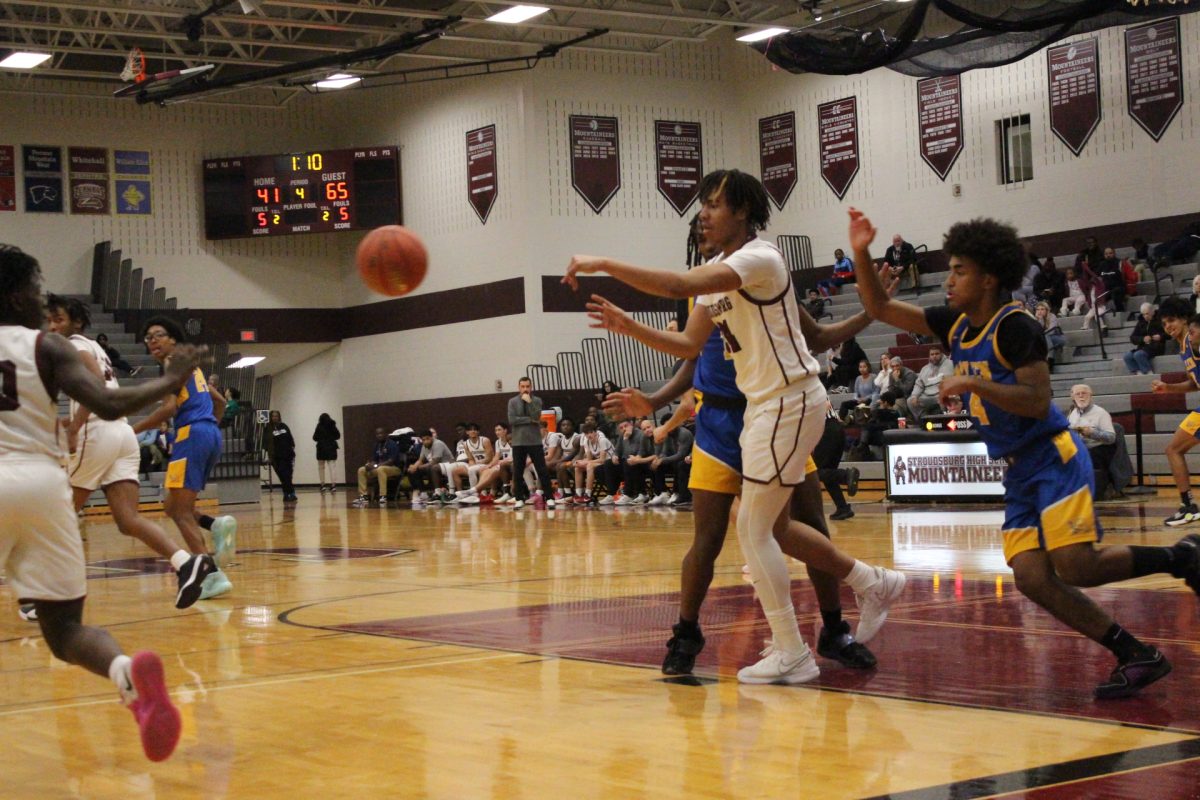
[901,345,953,422]
[1074,235,1103,270]
[616,419,657,504]
[1123,303,1166,375]
[649,421,693,506]
[1189,275,1200,315]
[1060,266,1089,317]
[883,233,919,290]
[1096,248,1127,312]
[872,353,893,402]
[824,336,867,391]
[817,248,854,296]
[805,288,828,320]
[1067,384,1122,498]
[857,390,902,461]
[1012,254,1042,308]
[1034,257,1067,310]
[839,359,877,419]
[570,422,614,505]
[1120,252,1144,296]
[219,387,241,429]
[887,357,916,403]
[137,424,167,477]
[94,332,139,377]
[1131,237,1150,266]
[1079,263,1110,332]
[354,428,403,507]
[940,394,966,416]
[1035,302,1066,371]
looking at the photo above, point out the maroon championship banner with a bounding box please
[0,145,13,212]
[68,146,110,215]
[917,76,963,181]
[1047,39,1101,156]
[466,124,497,224]
[758,112,797,209]
[654,120,703,216]
[1125,18,1183,142]
[817,97,859,200]
[569,114,621,214]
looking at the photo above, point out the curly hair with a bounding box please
[0,244,41,320]
[942,218,1027,292]
[141,315,186,343]
[697,169,770,232]
[1158,296,1192,321]
[45,292,91,330]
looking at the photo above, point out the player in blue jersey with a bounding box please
[1151,297,1200,527]
[133,317,236,600]
[849,207,1200,699]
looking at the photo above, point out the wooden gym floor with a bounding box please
[2,488,1199,799]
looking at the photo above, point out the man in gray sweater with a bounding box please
[507,376,556,509]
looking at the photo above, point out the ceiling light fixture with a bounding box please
[487,5,550,24]
[0,52,51,69]
[313,72,361,89]
[226,356,265,368]
[736,27,790,43]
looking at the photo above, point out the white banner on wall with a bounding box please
[886,440,1007,498]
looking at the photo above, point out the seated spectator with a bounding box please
[616,419,657,504]
[1012,255,1042,308]
[817,249,854,296]
[941,394,966,416]
[570,422,614,504]
[824,336,866,391]
[887,357,916,404]
[1035,302,1067,371]
[1067,384,1123,498]
[1078,263,1109,332]
[1189,275,1200,315]
[95,332,139,377]
[137,425,167,477]
[1074,235,1103,270]
[839,359,878,419]
[804,288,828,320]
[155,421,172,461]
[900,345,953,422]
[219,387,241,429]
[1060,266,1089,316]
[1123,303,1166,375]
[1120,252,1143,296]
[857,391,901,461]
[1131,237,1150,265]
[648,421,693,506]
[872,353,893,403]
[550,418,580,496]
[354,427,403,506]
[1095,247,1127,312]
[1034,257,1067,310]
[814,404,859,520]
[405,429,455,503]
[883,233,919,291]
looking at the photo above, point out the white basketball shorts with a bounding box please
[67,419,141,492]
[0,459,88,602]
[740,382,827,487]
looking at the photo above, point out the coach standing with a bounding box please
[508,376,556,509]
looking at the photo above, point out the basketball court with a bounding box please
[2,490,1197,799]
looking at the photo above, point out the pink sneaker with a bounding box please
[128,651,181,762]
[531,494,547,510]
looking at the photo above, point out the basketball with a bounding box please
[356,225,428,297]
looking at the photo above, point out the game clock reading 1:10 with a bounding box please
[202,147,401,239]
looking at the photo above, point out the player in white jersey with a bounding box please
[44,295,218,612]
[452,423,495,500]
[571,422,615,505]
[0,245,205,761]
[459,423,514,503]
[565,169,906,684]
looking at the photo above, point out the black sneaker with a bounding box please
[1171,534,1200,596]
[176,554,219,609]
[18,603,37,622]
[830,506,855,520]
[845,467,860,497]
[817,625,877,669]
[662,624,705,676]
[1164,504,1200,527]
[1094,648,1172,699]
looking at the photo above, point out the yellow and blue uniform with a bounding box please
[166,368,223,491]
[942,302,1100,563]
[1176,338,1200,438]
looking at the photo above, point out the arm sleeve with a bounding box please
[995,313,1047,368]
[923,306,959,350]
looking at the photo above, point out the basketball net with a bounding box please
[120,47,146,83]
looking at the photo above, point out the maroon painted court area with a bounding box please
[337,577,1200,733]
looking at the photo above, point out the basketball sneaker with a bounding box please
[816,622,877,669]
[854,567,906,643]
[198,570,233,600]
[175,554,219,609]
[352,494,370,507]
[514,499,525,509]
[1170,534,1200,596]
[737,643,820,685]
[479,492,495,505]
[1165,504,1200,527]
[597,495,615,505]
[127,651,181,762]
[18,603,37,622]
[530,494,546,510]
[662,623,705,675]
[614,494,637,506]
[1094,648,1172,699]
[648,492,671,506]
[846,466,860,497]
[496,493,514,505]
[211,516,237,568]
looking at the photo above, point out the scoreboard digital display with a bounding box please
[202,146,400,240]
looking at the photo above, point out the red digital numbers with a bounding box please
[325,181,348,200]
[255,187,281,203]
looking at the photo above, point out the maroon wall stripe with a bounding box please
[542,275,676,313]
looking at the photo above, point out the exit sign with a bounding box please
[239,329,257,343]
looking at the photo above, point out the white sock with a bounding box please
[169,550,190,570]
[844,560,879,592]
[109,654,135,701]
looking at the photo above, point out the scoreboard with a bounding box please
[202,146,400,239]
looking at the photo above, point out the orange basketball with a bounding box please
[356,225,428,297]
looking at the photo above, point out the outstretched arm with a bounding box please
[564,257,741,300]
[849,208,935,337]
[603,359,697,420]
[586,294,713,360]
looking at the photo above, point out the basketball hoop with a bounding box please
[120,47,146,83]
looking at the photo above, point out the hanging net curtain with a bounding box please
[753,0,1197,78]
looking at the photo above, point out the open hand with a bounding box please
[163,344,207,386]
[847,207,877,252]
[939,375,973,402]
[563,255,606,291]
[586,294,632,334]
[603,388,653,420]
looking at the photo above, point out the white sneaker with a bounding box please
[377,497,388,506]
[632,494,648,504]
[737,644,820,685]
[459,494,480,504]
[854,567,907,643]
[667,493,679,505]
[496,493,513,505]
[417,492,431,503]
[614,495,635,505]
[597,495,615,505]
[514,499,525,509]
[648,492,670,506]
[455,489,475,498]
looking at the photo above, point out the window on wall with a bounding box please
[996,114,1033,185]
